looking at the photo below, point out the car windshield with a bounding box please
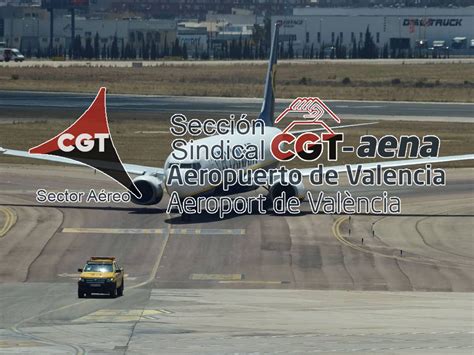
[12,49,19,54]
[84,263,113,272]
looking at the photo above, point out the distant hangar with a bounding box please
[273,7,474,55]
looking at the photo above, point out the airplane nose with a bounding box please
[164,167,208,198]
[164,168,175,195]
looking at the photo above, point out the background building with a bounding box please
[273,7,474,57]
[1,9,176,58]
[89,0,311,19]
[1,1,473,59]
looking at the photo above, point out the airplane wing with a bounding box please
[182,121,376,137]
[299,154,474,176]
[0,148,165,177]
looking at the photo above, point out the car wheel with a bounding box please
[118,281,124,296]
[78,289,84,298]
[110,285,118,298]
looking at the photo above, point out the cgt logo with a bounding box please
[28,87,141,198]
[58,133,110,152]
[270,97,343,162]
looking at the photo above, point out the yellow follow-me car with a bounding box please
[77,257,124,298]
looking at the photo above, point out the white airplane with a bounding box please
[1,24,473,214]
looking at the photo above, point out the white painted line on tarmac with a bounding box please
[190,273,243,281]
[134,130,169,134]
[61,227,246,236]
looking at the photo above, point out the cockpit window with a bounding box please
[180,163,201,170]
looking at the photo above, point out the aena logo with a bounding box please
[58,133,110,152]
[28,87,141,198]
[270,97,343,162]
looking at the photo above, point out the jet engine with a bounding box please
[268,181,306,202]
[131,175,164,205]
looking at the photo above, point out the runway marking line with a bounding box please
[0,340,46,348]
[61,227,245,236]
[74,309,173,323]
[0,206,17,238]
[134,130,169,134]
[9,213,173,355]
[218,280,287,285]
[332,216,473,270]
[190,273,243,281]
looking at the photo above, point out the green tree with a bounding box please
[101,43,106,59]
[163,34,169,57]
[259,40,265,59]
[252,23,265,45]
[182,43,188,60]
[111,35,119,59]
[222,41,228,59]
[382,43,389,58]
[351,39,358,58]
[172,38,181,57]
[335,36,340,59]
[238,35,243,59]
[362,26,377,59]
[230,39,236,59]
[84,37,93,59]
[264,16,271,49]
[150,40,157,60]
[142,40,148,59]
[94,32,100,59]
[73,35,83,58]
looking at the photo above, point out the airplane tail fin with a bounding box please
[258,22,280,127]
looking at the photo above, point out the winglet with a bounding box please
[258,22,280,127]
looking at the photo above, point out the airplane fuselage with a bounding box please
[164,126,282,198]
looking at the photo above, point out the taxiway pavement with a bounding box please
[0,164,472,353]
[1,90,473,123]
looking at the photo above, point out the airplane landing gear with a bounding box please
[181,212,192,222]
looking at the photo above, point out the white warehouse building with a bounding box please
[273,7,474,55]
[1,13,176,56]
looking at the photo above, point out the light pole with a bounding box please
[70,7,75,59]
[398,17,401,38]
[320,18,323,43]
[320,18,323,54]
[48,6,54,57]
